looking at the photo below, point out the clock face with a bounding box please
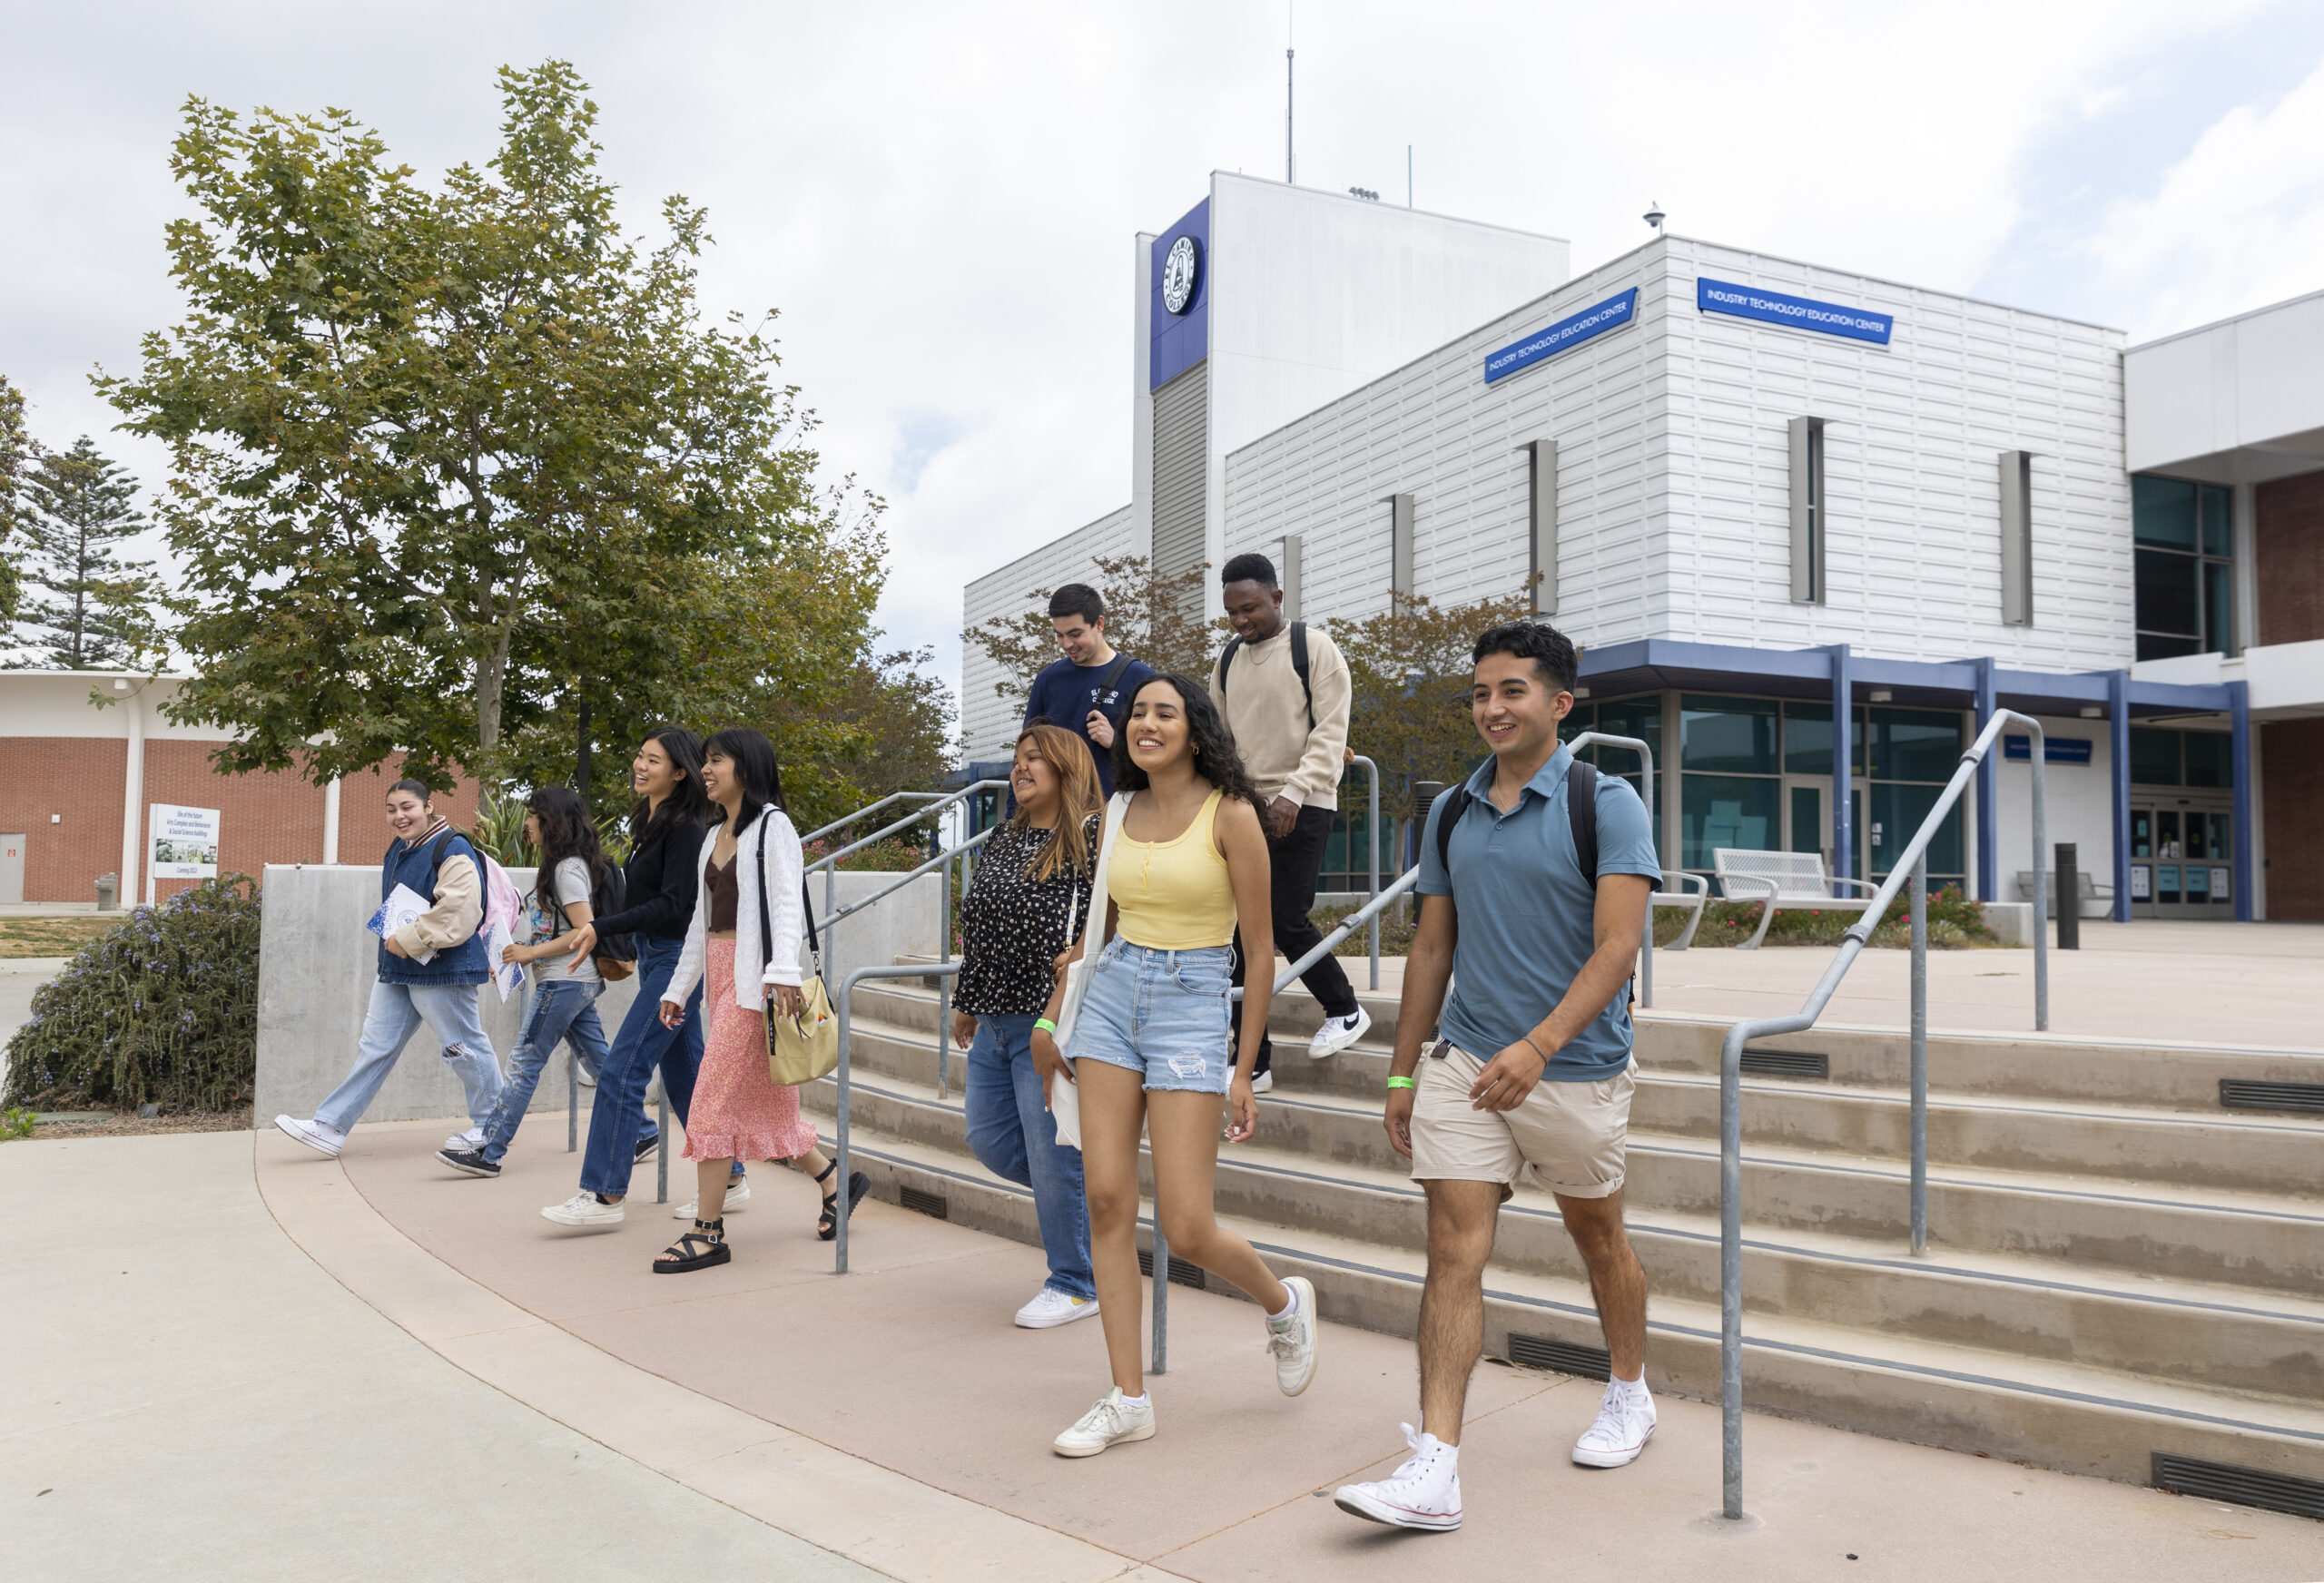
[1162,235,1200,315]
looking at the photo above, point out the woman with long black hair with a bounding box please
[1039,675,1318,1456]
[651,727,868,1273]
[437,785,614,1177]
[538,727,748,1226]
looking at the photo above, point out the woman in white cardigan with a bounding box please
[652,728,868,1273]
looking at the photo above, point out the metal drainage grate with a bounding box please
[897,1185,949,1220]
[1741,1047,1829,1080]
[1137,1247,1206,1289]
[1505,1332,1611,1381]
[2220,1079,2324,1115]
[2152,1452,2324,1520]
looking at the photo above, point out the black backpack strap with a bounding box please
[1432,785,1473,874]
[1289,621,1313,730]
[753,812,821,968]
[1098,651,1133,698]
[1214,636,1243,693]
[1567,761,1600,889]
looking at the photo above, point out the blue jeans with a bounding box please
[964,1013,1094,1300]
[477,978,609,1163]
[316,979,505,1135]
[576,935,736,1197]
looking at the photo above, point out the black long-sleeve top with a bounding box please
[592,817,709,941]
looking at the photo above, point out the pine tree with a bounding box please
[10,436,156,669]
[0,375,28,624]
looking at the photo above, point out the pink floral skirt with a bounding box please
[682,939,821,1163]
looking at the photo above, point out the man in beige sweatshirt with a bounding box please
[1210,552,1372,1089]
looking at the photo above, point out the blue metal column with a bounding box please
[1974,656,1998,901]
[2230,679,2254,922]
[2109,670,2132,923]
[1830,643,1853,882]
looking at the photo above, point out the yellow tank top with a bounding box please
[1110,787,1236,949]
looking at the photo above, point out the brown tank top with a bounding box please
[705,851,739,932]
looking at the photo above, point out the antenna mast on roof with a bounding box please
[1285,3,1295,184]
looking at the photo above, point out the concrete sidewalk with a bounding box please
[328,1110,2321,1578]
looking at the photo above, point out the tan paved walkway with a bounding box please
[299,1110,2323,1579]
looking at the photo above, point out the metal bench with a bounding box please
[1653,872,1711,950]
[1711,849,1880,949]
[2014,869,2113,919]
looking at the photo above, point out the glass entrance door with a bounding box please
[2130,803,2233,918]
[1782,777,1866,880]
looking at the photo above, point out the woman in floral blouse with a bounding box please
[956,723,1106,1330]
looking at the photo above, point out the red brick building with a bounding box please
[0,671,479,906]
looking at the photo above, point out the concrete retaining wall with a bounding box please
[256,862,940,1126]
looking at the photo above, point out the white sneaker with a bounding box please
[1249,1069,1274,1095]
[1267,1274,1318,1395]
[1307,1008,1373,1058]
[671,1177,751,1218]
[442,1126,484,1153]
[1052,1388,1156,1458]
[543,1192,625,1228]
[578,1065,597,1088]
[274,1116,344,1158]
[1334,1423,1462,1531]
[1015,1288,1101,1329]
[1572,1378,1657,1468]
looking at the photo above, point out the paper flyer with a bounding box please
[365,883,438,964]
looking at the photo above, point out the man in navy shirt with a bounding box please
[1334,621,1662,1534]
[1020,584,1154,796]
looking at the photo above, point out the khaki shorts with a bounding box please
[1409,1041,1634,1199]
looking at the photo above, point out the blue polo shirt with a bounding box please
[1416,745,1662,1082]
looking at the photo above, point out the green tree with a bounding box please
[962,552,1222,709]
[100,62,819,797]
[0,376,28,624]
[8,436,162,669]
[1324,587,1540,810]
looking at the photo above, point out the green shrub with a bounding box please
[804,834,930,874]
[1,876,262,1114]
[1656,883,2001,949]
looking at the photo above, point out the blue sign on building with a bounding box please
[1698,278,1894,345]
[1483,289,1640,383]
[2004,735,2093,765]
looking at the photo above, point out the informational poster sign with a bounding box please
[150,803,222,900]
[2129,864,2152,901]
[2211,865,2231,900]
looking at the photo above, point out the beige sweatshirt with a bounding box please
[1207,622,1352,810]
[392,821,486,958]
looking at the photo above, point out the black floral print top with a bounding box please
[956,813,1103,1016]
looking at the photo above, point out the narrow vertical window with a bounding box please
[1526,439,1558,615]
[1389,492,1414,597]
[2132,475,2233,659]
[1281,531,1304,619]
[1788,418,1827,604]
[1999,449,2034,626]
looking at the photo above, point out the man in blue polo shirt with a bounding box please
[1334,621,1660,1534]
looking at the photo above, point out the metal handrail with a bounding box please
[1712,708,2046,1522]
[804,779,1008,877]
[1234,866,1424,1002]
[798,789,947,847]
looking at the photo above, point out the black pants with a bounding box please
[1231,803,1361,1076]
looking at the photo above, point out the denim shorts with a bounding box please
[1067,939,1235,1094]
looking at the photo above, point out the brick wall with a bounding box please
[2255,470,2324,647]
[0,737,480,904]
[2260,717,2324,922]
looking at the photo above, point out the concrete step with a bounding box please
[860,981,2324,1200]
[801,1054,2324,1398]
[810,1118,2324,1490]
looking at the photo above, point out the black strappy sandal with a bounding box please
[816,1162,872,1242]
[654,1217,730,1273]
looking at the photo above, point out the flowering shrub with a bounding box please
[803,835,930,873]
[1,876,262,1113]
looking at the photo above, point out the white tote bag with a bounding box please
[1048,792,1130,1149]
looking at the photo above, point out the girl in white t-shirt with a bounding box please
[438,786,615,1178]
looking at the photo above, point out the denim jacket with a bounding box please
[378,827,491,987]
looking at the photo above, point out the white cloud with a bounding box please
[2084,55,2324,339]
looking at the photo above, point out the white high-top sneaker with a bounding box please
[1334,1423,1462,1530]
[1051,1389,1156,1458]
[1571,1376,1657,1468]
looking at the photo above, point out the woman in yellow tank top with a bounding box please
[1035,675,1319,1458]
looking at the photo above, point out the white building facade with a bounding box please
[962,181,2324,922]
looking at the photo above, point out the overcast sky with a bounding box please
[5,1,2322,716]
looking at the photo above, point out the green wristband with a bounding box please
[1034,1018,1058,1034]
[1384,1076,1417,1091]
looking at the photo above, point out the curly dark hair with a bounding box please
[1110,674,1270,819]
[526,784,609,921]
